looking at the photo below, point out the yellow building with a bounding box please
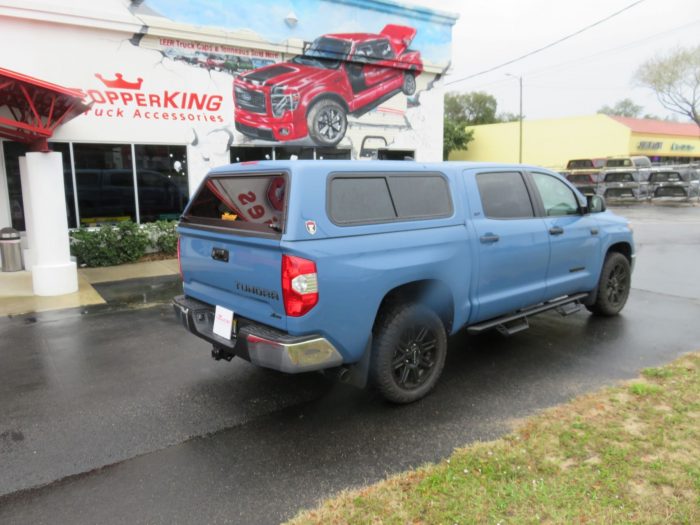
[450,114,700,169]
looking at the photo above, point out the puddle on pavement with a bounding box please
[92,275,182,307]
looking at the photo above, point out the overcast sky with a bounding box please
[409,0,700,122]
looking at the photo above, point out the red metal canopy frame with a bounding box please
[0,67,91,151]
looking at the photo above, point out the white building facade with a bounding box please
[0,0,456,287]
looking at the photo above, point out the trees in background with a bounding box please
[443,91,518,159]
[635,45,700,130]
[598,98,643,118]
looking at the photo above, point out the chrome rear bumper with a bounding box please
[172,295,343,373]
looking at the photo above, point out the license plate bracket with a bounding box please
[213,305,237,340]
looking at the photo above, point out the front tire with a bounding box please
[402,72,416,96]
[586,252,631,316]
[370,303,447,404]
[306,99,347,147]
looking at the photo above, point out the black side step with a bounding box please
[467,293,589,335]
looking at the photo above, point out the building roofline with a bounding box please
[608,115,700,138]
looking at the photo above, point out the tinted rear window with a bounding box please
[184,173,286,233]
[330,177,395,223]
[476,171,534,219]
[604,172,634,183]
[329,173,452,225]
[605,159,632,168]
[649,172,682,183]
[387,176,451,218]
[567,159,594,169]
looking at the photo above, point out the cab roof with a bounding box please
[208,160,554,176]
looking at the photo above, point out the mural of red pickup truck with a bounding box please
[233,24,422,146]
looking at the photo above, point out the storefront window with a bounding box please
[231,146,273,162]
[134,145,189,222]
[1,141,76,230]
[275,146,315,160]
[230,146,350,162]
[315,147,351,159]
[73,143,135,226]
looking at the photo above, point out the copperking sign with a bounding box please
[83,72,224,122]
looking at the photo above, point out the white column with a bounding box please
[19,151,78,296]
[0,141,12,229]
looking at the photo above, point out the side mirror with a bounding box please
[586,194,606,213]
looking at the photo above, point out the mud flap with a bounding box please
[344,337,372,389]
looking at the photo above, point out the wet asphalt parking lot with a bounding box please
[1,204,699,524]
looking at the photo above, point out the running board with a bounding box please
[467,293,589,335]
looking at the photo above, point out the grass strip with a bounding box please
[287,353,700,524]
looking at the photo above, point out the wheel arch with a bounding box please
[607,241,632,264]
[305,92,349,119]
[374,280,454,334]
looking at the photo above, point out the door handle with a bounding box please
[590,228,599,235]
[549,226,564,236]
[211,247,229,262]
[480,233,500,244]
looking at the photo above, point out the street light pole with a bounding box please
[517,75,523,163]
[506,73,523,163]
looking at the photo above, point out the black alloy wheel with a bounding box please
[586,252,631,316]
[606,261,628,307]
[392,324,438,390]
[370,303,447,404]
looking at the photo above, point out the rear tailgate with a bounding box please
[178,171,288,330]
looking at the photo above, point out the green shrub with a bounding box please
[70,221,150,267]
[143,220,178,255]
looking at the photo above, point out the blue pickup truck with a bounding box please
[173,160,634,403]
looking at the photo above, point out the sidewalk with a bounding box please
[0,259,179,316]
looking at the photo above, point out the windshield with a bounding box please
[568,160,594,169]
[292,37,351,69]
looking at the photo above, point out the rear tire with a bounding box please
[586,252,631,316]
[370,303,447,404]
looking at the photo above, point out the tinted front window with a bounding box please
[330,177,395,223]
[532,173,580,216]
[185,174,286,232]
[476,171,534,219]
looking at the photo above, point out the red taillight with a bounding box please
[282,254,318,317]
[177,236,183,279]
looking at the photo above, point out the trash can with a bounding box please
[0,227,23,272]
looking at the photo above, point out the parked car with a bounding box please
[233,25,422,146]
[560,158,605,193]
[174,161,634,403]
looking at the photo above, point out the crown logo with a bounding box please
[95,73,143,90]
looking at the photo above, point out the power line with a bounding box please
[445,0,647,86]
[524,18,700,79]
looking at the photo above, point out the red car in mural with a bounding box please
[233,24,422,146]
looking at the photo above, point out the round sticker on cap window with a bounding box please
[305,220,317,235]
